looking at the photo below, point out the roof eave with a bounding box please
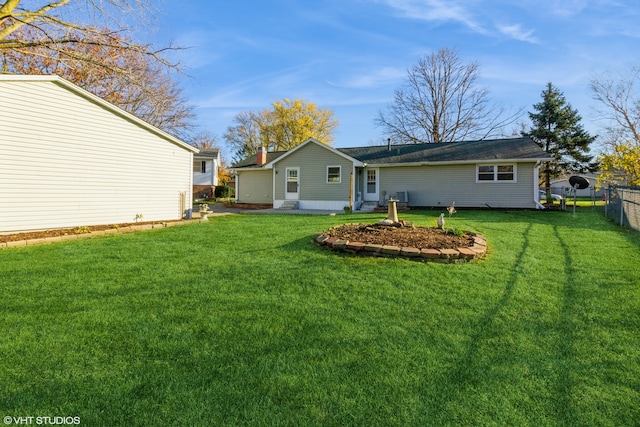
[265,138,363,167]
[367,157,553,167]
[231,164,272,172]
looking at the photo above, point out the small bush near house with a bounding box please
[214,185,233,199]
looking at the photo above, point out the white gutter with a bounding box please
[534,160,545,209]
[368,158,552,168]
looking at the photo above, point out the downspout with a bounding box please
[352,164,360,210]
[187,151,194,218]
[233,170,239,203]
[272,163,277,208]
[350,172,354,211]
[534,160,545,209]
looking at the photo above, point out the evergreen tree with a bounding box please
[527,83,597,198]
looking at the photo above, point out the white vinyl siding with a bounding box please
[193,159,218,185]
[0,78,194,233]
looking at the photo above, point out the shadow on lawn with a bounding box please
[423,223,533,421]
[424,221,581,424]
[553,225,578,424]
[426,223,575,425]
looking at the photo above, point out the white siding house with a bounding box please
[0,75,198,234]
[193,148,221,199]
[193,149,220,186]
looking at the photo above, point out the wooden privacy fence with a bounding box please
[605,186,640,232]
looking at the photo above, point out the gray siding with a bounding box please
[0,78,193,233]
[273,142,353,201]
[379,163,537,208]
[237,169,273,204]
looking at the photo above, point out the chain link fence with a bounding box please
[605,186,640,232]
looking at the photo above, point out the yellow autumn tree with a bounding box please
[260,98,338,150]
[597,142,640,188]
[225,98,339,162]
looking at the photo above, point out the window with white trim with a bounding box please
[477,164,516,182]
[327,166,341,183]
[201,161,207,174]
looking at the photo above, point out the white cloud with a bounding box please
[329,67,406,89]
[497,24,539,43]
[379,0,489,35]
[548,0,588,17]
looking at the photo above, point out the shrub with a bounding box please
[214,185,234,198]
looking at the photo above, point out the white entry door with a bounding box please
[364,168,379,201]
[285,167,299,200]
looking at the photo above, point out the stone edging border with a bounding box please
[314,232,487,263]
[0,221,188,250]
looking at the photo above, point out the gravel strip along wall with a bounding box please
[0,221,187,249]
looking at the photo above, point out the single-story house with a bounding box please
[0,74,198,234]
[193,148,221,199]
[231,137,553,210]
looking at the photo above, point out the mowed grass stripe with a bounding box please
[0,209,638,426]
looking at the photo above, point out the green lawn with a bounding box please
[1,209,639,426]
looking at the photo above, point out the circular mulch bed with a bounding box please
[323,223,473,249]
[315,222,487,262]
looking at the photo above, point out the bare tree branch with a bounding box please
[2,25,195,138]
[1,0,180,73]
[590,67,640,147]
[376,47,521,143]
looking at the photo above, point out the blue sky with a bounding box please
[149,1,639,156]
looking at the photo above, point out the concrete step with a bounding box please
[357,201,378,212]
[279,200,298,210]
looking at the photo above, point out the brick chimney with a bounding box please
[256,146,267,165]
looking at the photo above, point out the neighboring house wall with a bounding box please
[0,76,195,233]
[379,162,538,208]
[193,159,218,186]
[550,174,603,198]
[236,169,273,204]
[193,156,218,200]
[273,142,353,209]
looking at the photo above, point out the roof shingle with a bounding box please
[232,137,550,168]
[338,137,550,164]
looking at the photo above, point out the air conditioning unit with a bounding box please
[395,191,407,203]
